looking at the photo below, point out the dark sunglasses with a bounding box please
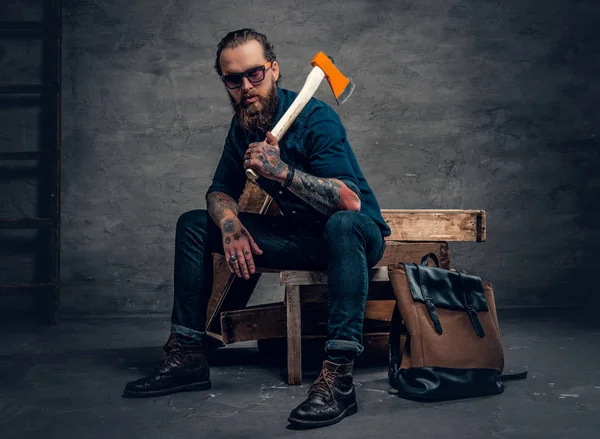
[221,62,273,89]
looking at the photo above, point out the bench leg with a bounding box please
[285,285,302,385]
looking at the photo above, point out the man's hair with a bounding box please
[214,28,281,84]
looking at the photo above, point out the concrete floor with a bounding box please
[0,307,598,439]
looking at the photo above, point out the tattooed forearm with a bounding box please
[286,169,360,216]
[206,192,239,229]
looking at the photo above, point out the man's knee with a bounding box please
[324,211,364,240]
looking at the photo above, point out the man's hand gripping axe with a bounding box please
[245,52,355,180]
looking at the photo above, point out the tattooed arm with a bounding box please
[276,168,361,216]
[244,131,361,216]
[206,191,239,228]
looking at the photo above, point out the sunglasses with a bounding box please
[221,62,273,89]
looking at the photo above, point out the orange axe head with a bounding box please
[311,52,355,105]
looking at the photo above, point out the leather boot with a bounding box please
[122,334,211,398]
[288,360,357,428]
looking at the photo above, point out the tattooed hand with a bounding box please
[244,131,288,180]
[220,217,263,280]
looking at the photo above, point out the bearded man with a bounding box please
[123,28,391,428]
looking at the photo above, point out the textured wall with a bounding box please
[1,0,599,315]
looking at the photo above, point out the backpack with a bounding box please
[387,253,527,401]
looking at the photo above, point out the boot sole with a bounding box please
[122,379,211,398]
[287,402,358,428]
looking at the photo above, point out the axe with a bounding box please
[245,51,355,180]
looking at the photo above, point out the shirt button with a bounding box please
[292,210,296,214]
[278,191,283,195]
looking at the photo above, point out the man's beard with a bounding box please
[229,81,279,134]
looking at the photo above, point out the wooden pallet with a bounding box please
[203,184,487,384]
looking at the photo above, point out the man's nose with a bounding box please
[241,77,253,92]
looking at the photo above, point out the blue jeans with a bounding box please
[171,209,386,358]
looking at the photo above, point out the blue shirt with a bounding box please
[206,87,391,237]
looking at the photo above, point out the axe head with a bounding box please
[311,52,355,105]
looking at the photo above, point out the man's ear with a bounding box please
[271,60,280,82]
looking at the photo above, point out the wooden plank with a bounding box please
[206,253,234,324]
[375,241,450,268]
[220,303,321,343]
[298,285,328,303]
[381,209,486,242]
[206,261,282,335]
[299,282,397,303]
[286,285,302,385]
[206,255,262,334]
[239,180,274,212]
[364,300,396,321]
[219,299,393,344]
[221,303,287,343]
[206,331,223,343]
[205,330,227,352]
[281,267,390,286]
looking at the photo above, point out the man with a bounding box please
[123,29,391,428]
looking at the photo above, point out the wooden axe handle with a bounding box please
[246,66,326,180]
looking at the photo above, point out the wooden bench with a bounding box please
[206,209,486,385]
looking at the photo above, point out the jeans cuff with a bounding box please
[171,324,205,342]
[325,340,364,356]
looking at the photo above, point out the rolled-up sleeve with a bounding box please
[304,107,361,199]
[205,123,246,202]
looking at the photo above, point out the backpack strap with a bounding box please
[500,370,528,381]
[388,306,402,387]
[420,252,440,267]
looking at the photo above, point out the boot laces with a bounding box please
[308,367,337,397]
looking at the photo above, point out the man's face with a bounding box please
[219,40,280,133]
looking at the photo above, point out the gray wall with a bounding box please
[2,0,599,316]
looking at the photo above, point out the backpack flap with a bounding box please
[403,263,489,337]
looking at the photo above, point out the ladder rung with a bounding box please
[0,84,58,94]
[0,281,57,294]
[0,95,42,107]
[0,218,54,229]
[0,151,57,161]
[0,21,44,37]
